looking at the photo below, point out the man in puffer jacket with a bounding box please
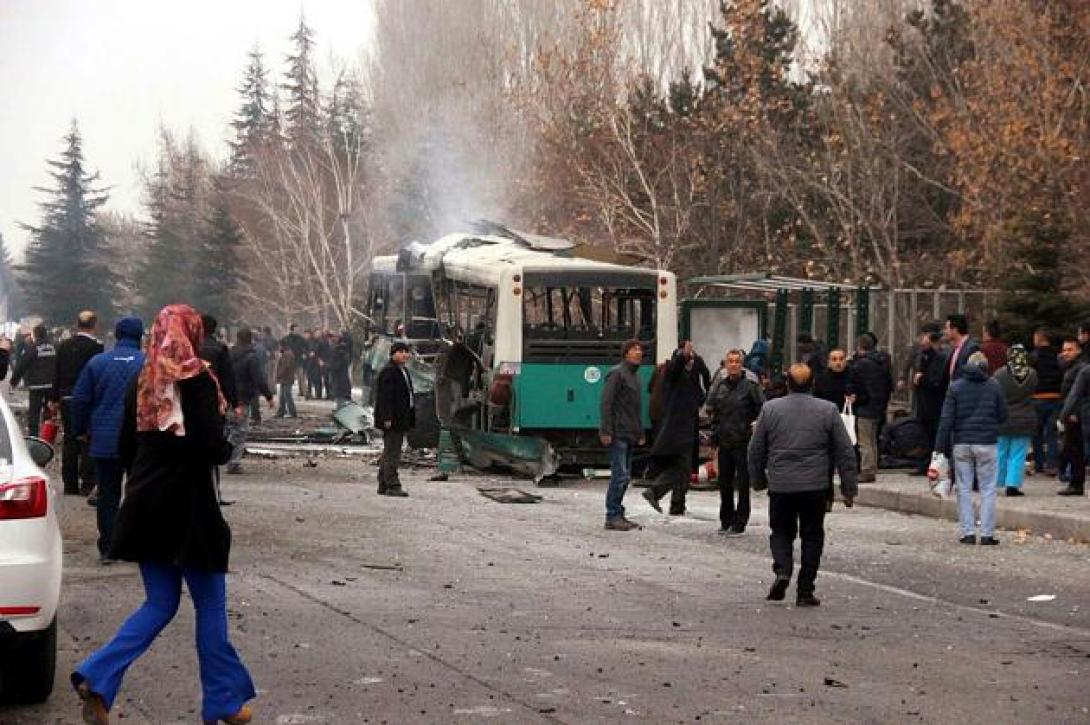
[71,317,146,562]
[935,351,1007,546]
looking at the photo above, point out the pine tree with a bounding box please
[192,179,244,324]
[326,70,368,155]
[0,233,20,320]
[229,45,271,177]
[282,15,321,149]
[17,120,118,324]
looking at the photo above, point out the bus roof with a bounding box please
[372,233,669,287]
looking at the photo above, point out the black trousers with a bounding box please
[378,429,405,492]
[647,451,690,514]
[769,490,827,596]
[26,389,48,437]
[307,366,323,399]
[60,399,96,494]
[1061,420,1085,490]
[717,444,750,529]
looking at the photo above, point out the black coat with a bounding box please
[375,363,415,432]
[0,348,8,380]
[814,368,850,410]
[51,333,104,401]
[1032,346,1063,395]
[112,372,234,571]
[230,344,273,405]
[200,338,239,409]
[941,337,982,389]
[850,352,892,419]
[650,351,705,456]
[913,346,947,422]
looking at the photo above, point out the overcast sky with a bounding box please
[0,0,375,259]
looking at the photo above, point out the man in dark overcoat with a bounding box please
[374,341,415,497]
[642,341,705,516]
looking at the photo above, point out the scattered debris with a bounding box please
[823,677,848,688]
[477,486,544,504]
[458,428,558,483]
[1026,594,1056,602]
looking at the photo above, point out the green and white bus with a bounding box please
[366,231,677,465]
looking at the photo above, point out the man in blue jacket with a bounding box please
[71,317,146,563]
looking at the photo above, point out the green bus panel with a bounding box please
[512,363,653,431]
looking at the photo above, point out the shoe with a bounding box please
[729,525,745,535]
[1057,486,1085,496]
[620,516,643,530]
[766,575,790,601]
[382,488,409,497]
[796,594,821,607]
[979,536,1000,546]
[226,464,243,475]
[605,517,635,531]
[86,494,98,508]
[1044,466,1059,477]
[76,681,109,725]
[203,705,253,725]
[642,488,663,513]
[959,535,976,545]
[858,474,876,483]
[668,509,686,516]
[1005,487,1024,497]
[99,555,115,566]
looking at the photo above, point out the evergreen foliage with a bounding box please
[192,178,245,324]
[0,233,20,319]
[229,46,272,177]
[17,120,119,324]
[282,15,321,148]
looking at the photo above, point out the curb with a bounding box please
[854,486,1090,543]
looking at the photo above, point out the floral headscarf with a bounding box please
[1006,343,1031,383]
[136,304,226,434]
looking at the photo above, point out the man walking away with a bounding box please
[1057,337,1086,496]
[70,317,145,564]
[705,349,764,534]
[51,310,104,495]
[275,341,298,418]
[1061,341,1090,496]
[227,327,274,474]
[850,335,891,483]
[935,352,1007,545]
[642,341,705,516]
[10,324,57,437]
[749,364,857,607]
[599,340,645,531]
[374,341,415,497]
[1029,328,1063,476]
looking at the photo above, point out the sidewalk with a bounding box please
[856,470,1090,543]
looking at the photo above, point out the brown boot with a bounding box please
[605,517,635,531]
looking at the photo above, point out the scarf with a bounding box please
[136,304,227,434]
[1006,344,1031,383]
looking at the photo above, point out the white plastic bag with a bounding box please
[927,451,952,498]
[840,401,858,446]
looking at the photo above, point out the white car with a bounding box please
[0,394,60,703]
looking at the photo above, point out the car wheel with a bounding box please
[3,617,57,704]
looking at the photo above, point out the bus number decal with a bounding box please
[583,366,602,384]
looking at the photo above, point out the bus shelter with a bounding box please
[683,273,874,377]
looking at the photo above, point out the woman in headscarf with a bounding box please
[71,305,255,725]
[993,344,1038,497]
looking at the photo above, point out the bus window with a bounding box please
[523,286,655,362]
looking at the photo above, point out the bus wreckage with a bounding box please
[360,225,678,480]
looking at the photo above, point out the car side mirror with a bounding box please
[24,436,55,467]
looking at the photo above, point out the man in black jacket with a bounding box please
[0,336,10,380]
[910,326,946,474]
[374,341,415,497]
[226,327,274,474]
[282,323,309,397]
[1030,328,1063,475]
[10,324,57,437]
[851,335,892,483]
[599,339,645,531]
[705,349,764,534]
[50,310,105,495]
[199,315,239,411]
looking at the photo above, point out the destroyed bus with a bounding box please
[363,230,678,469]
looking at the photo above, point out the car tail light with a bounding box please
[0,477,48,520]
[497,361,522,376]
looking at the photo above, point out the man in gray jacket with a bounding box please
[599,340,646,531]
[749,364,858,606]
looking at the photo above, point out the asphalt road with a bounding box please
[3,456,1089,724]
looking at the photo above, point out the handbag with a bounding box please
[840,401,858,446]
[927,451,953,498]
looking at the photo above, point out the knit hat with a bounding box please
[115,316,144,342]
[966,350,989,373]
[1006,344,1031,382]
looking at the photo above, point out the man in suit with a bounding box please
[51,310,104,495]
[374,341,416,497]
[942,313,980,389]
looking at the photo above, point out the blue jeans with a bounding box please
[953,444,998,538]
[73,563,255,721]
[1032,400,1061,470]
[995,436,1030,489]
[605,439,634,520]
[93,458,124,557]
